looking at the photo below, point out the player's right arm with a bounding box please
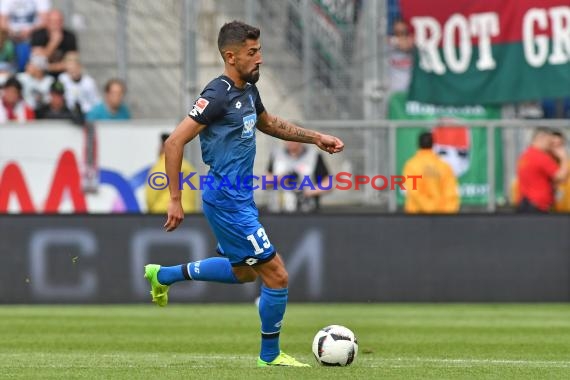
[163,86,225,231]
[163,116,206,232]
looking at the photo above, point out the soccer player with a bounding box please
[144,20,344,367]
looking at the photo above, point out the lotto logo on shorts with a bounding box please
[241,114,257,139]
[245,258,259,266]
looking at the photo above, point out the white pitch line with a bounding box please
[3,354,570,369]
[362,357,570,368]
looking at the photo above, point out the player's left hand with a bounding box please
[316,134,344,154]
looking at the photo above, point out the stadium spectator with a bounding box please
[402,131,460,213]
[516,127,568,213]
[35,80,78,122]
[0,75,34,122]
[0,61,15,86]
[31,9,77,77]
[86,78,131,121]
[57,52,100,115]
[16,52,52,109]
[387,19,413,93]
[145,133,198,214]
[265,140,332,213]
[0,0,51,72]
[511,129,570,212]
[0,29,16,71]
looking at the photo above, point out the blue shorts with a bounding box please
[202,200,276,266]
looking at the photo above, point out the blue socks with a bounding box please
[157,264,186,285]
[157,257,240,285]
[157,260,288,363]
[258,286,288,362]
[188,257,240,283]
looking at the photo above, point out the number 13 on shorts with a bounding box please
[246,227,271,255]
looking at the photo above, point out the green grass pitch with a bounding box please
[1,303,569,379]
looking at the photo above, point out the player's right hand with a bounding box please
[164,199,184,232]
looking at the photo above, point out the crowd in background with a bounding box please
[0,0,130,125]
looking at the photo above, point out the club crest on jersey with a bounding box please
[241,113,257,139]
[189,97,209,117]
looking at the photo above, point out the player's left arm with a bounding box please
[257,111,344,154]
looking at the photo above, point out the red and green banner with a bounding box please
[400,0,570,105]
[389,92,504,207]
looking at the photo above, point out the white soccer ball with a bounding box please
[312,325,358,366]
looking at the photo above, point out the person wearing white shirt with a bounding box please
[57,52,100,114]
[16,53,53,109]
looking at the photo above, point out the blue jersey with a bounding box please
[188,75,265,210]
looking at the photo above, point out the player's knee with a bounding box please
[273,268,288,288]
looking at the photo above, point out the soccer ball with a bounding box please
[312,325,358,366]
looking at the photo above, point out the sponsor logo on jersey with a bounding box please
[195,98,209,113]
[241,113,257,139]
[189,98,209,117]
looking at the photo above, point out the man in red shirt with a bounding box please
[517,127,568,212]
[0,76,35,123]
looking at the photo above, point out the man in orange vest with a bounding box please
[403,131,460,213]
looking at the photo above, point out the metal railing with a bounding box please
[296,118,570,212]
[73,118,568,213]
[2,119,569,213]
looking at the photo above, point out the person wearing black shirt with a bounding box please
[31,9,77,77]
[36,80,81,124]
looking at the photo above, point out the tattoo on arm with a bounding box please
[265,115,318,143]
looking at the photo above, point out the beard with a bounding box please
[242,68,260,84]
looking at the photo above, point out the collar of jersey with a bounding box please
[220,74,251,90]
[220,75,234,88]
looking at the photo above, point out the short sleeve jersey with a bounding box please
[188,75,265,210]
